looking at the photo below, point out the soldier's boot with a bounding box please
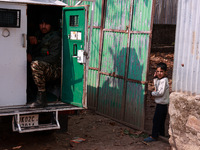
[30,91,47,108]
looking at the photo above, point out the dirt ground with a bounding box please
[0,48,174,150]
[0,25,174,150]
[0,49,173,150]
[0,110,170,150]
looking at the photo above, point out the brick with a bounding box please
[186,115,200,132]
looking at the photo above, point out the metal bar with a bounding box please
[103,29,127,33]
[95,0,107,110]
[121,0,134,121]
[75,1,83,6]
[130,31,151,34]
[99,71,124,79]
[144,0,156,130]
[89,67,98,70]
[84,0,96,108]
[88,26,101,29]
[87,0,96,61]
[126,78,147,85]
[17,114,22,132]
[55,110,60,129]
[18,125,60,133]
[83,64,87,107]
[0,106,83,117]
[83,5,90,108]
[87,28,151,34]
[89,67,147,84]
[80,0,94,1]
[75,0,94,6]
[96,29,151,34]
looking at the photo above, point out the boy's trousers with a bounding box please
[152,104,168,139]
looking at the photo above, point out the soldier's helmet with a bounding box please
[39,14,53,25]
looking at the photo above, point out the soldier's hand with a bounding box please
[27,53,32,62]
[29,36,38,45]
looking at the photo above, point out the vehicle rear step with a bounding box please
[12,110,60,133]
[0,101,83,116]
[0,102,83,133]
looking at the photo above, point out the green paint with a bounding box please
[62,7,86,107]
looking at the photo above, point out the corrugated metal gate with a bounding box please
[64,0,155,130]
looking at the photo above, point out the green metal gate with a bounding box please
[65,0,155,130]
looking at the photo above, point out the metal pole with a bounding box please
[75,1,83,6]
[75,0,95,108]
[87,0,95,60]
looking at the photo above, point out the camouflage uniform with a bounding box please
[30,30,61,92]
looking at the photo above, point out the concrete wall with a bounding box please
[169,92,200,150]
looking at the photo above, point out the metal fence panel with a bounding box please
[128,34,149,81]
[89,28,100,68]
[173,0,200,95]
[132,0,153,31]
[104,0,131,30]
[101,32,127,76]
[97,75,124,119]
[87,70,98,108]
[124,82,145,129]
[82,0,102,26]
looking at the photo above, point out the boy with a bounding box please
[144,62,169,142]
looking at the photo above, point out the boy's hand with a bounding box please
[154,71,157,78]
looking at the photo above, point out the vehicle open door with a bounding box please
[0,3,27,107]
[62,5,90,108]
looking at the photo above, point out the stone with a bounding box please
[186,115,200,132]
[169,92,200,150]
[195,95,200,100]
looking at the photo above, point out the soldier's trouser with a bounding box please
[31,60,61,92]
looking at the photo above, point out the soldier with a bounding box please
[28,14,61,108]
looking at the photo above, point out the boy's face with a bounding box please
[156,67,166,79]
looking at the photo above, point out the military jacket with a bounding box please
[31,30,61,67]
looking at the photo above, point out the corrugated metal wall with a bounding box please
[173,0,200,95]
[154,0,177,25]
[61,0,178,25]
[65,0,155,130]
